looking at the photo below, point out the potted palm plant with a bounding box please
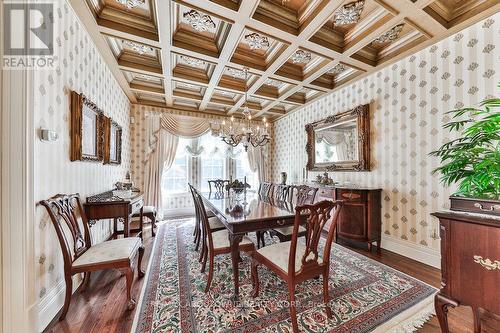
[430,97,500,216]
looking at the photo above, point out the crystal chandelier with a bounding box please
[220,68,271,151]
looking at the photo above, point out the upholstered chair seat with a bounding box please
[256,241,322,273]
[208,216,224,230]
[142,206,156,214]
[73,237,142,269]
[211,229,253,250]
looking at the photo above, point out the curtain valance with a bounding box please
[160,113,213,138]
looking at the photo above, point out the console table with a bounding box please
[84,191,144,239]
[432,210,500,333]
[305,184,382,252]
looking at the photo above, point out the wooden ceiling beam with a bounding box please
[155,0,174,106]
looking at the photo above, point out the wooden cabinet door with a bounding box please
[337,202,367,241]
[448,220,500,314]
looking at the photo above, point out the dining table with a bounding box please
[200,190,298,300]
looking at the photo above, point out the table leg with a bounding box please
[124,215,130,238]
[435,292,458,333]
[229,232,244,300]
[113,218,118,239]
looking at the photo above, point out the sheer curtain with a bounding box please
[247,145,268,183]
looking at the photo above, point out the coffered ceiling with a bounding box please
[71,0,500,120]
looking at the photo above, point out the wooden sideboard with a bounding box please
[432,211,500,333]
[312,185,382,252]
[84,191,144,239]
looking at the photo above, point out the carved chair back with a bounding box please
[289,200,343,276]
[188,183,201,225]
[40,194,92,273]
[274,184,291,203]
[291,185,318,206]
[208,179,229,194]
[192,190,215,251]
[258,182,273,198]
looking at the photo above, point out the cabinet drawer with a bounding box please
[317,188,334,199]
[336,189,367,202]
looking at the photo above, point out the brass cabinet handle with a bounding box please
[473,203,500,212]
[473,255,500,270]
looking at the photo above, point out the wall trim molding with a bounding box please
[381,235,441,269]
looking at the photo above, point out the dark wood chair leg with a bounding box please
[204,254,215,293]
[59,274,73,320]
[287,283,299,333]
[124,268,136,310]
[201,245,208,273]
[81,272,91,292]
[138,245,145,278]
[322,270,332,318]
[194,227,201,251]
[151,212,156,237]
[251,259,260,298]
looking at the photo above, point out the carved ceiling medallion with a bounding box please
[266,79,283,88]
[219,90,234,97]
[123,40,153,55]
[372,24,405,44]
[115,0,144,10]
[180,55,206,68]
[291,50,312,64]
[328,63,346,75]
[178,82,199,90]
[244,33,270,50]
[227,68,247,79]
[137,74,153,81]
[182,10,216,32]
[333,0,365,26]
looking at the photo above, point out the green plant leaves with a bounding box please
[429,98,500,199]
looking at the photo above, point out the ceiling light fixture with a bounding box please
[220,68,271,152]
[183,9,216,32]
[333,0,365,26]
[244,32,270,50]
[115,0,144,9]
[291,50,312,64]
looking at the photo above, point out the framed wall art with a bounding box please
[103,116,122,165]
[70,91,104,162]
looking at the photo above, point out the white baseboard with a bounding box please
[381,235,441,269]
[37,276,82,332]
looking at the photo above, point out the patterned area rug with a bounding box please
[132,219,437,333]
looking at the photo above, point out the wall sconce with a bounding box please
[40,128,59,142]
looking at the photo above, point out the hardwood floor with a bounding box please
[43,220,500,333]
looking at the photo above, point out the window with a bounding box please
[235,151,259,191]
[162,138,189,195]
[200,134,226,191]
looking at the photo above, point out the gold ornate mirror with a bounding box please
[306,104,370,172]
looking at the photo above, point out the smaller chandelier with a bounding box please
[220,68,271,151]
[115,0,144,10]
[183,10,216,32]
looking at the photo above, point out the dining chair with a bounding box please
[131,205,156,237]
[270,184,319,242]
[250,200,343,333]
[258,182,273,198]
[40,194,145,320]
[193,190,256,292]
[273,184,291,203]
[208,179,229,194]
[188,184,224,258]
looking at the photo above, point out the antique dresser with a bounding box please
[432,210,500,333]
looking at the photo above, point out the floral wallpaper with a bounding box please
[33,0,130,315]
[271,14,499,255]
